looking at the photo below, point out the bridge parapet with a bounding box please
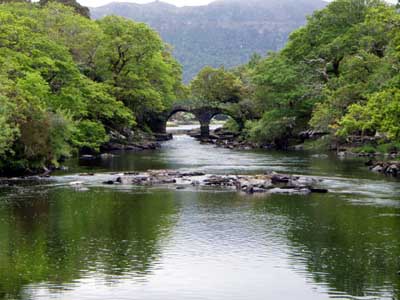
[150,100,240,138]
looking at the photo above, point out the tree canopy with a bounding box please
[233,0,400,148]
[0,2,183,174]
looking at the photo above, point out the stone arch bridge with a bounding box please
[149,104,240,138]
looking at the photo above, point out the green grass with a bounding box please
[352,141,400,154]
[303,136,333,151]
[353,144,377,154]
[375,142,400,153]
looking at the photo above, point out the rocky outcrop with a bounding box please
[83,170,330,195]
[368,161,400,177]
[298,130,328,141]
[101,129,161,152]
[91,0,326,82]
[187,128,260,150]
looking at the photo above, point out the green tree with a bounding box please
[242,0,400,148]
[95,16,183,124]
[0,3,176,173]
[39,0,90,18]
[190,66,243,106]
[338,88,400,139]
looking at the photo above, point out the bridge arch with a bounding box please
[166,110,200,132]
[150,103,241,139]
[167,107,194,120]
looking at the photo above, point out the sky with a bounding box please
[80,0,397,8]
[81,0,214,7]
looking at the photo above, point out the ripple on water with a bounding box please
[2,132,400,300]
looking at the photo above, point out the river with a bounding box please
[0,127,399,300]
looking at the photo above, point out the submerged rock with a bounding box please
[369,161,400,177]
[103,180,115,185]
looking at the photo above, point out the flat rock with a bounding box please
[65,169,328,195]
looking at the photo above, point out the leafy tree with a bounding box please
[245,53,317,146]
[95,16,183,124]
[39,0,90,18]
[243,0,400,148]
[71,120,109,151]
[338,88,400,139]
[0,3,181,173]
[190,66,243,106]
[0,96,18,159]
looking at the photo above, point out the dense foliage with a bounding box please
[1,0,399,174]
[39,0,90,18]
[190,66,243,106]
[0,2,182,174]
[238,0,400,149]
[91,0,326,82]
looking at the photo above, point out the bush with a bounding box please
[245,111,296,147]
[353,144,377,154]
[72,120,109,152]
[376,142,400,153]
[222,118,240,134]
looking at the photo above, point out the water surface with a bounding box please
[0,131,399,300]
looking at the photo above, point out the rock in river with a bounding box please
[66,170,328,195]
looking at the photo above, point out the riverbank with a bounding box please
[2,129,400,300]
[368,160,400,177]
[0,129,166,178]
[100,129,166,152]
[186,128,400,177]
[188,128,260,150]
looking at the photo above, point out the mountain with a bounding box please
[91,0,327,82]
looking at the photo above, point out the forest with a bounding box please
[0,0,399,175]
[0,1,183,174]
[244,0,400,152]
[193,0,400,152]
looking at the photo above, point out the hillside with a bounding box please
[91,0,327,82]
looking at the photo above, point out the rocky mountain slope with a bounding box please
[91,0,326,81]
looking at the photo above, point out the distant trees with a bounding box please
[40,0,90,18]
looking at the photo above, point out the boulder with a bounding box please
[386,164,398,176]
[67,170,328,195]
[100,153,115,159]
[371,165,383,173]
[271,174,291,184]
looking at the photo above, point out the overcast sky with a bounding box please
[81,0,396,8]
[81,0,213,7]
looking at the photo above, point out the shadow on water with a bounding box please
[0,130,399,300]
[253,193,400,299]
[0,187,399,299]
[0,188,180,299]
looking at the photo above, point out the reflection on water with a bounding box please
[0,130,399,300]
[61,134,392,178]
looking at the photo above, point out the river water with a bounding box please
[0,128,400,300]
